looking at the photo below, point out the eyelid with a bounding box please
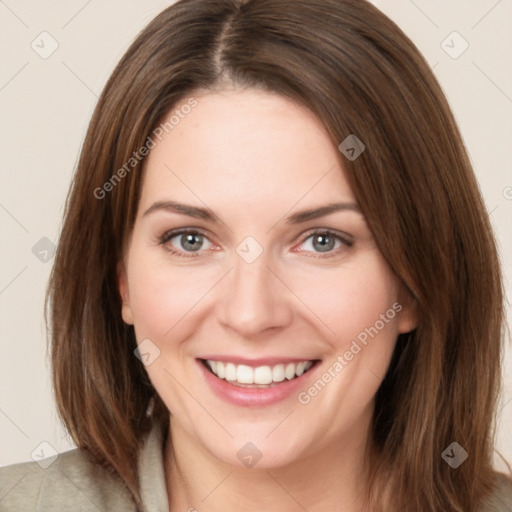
[159,226,211,241]
[295,227,353,246]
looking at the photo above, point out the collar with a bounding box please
[137,420,170,512]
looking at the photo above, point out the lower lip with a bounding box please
[197,360,319,407]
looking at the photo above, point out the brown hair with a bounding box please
[46,0,509,509]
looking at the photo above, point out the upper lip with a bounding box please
[199,356,319,367]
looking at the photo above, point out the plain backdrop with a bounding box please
[1,0,511,474]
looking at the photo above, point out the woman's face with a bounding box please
[118,88,417,468]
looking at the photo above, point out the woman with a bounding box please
[1,0,511,510]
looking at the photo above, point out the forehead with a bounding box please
[139,89,355,216]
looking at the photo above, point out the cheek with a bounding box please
[291,261,401,432]
[126,247,218,342]
[287,257,401,349]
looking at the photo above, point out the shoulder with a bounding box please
[0,448,135,511]
[479,473,512,512]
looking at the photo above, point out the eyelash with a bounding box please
[157,228,353,259]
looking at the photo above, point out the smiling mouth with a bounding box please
[200,359,319,388]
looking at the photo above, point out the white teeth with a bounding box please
[205,359,315,385]
[216,361,225,379]
[285,363,296,380]
[272,364,285,382]
[237,364,254,384]
[254,366,273,385]
[225,362,237,381]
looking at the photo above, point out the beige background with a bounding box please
[0,0,511,474]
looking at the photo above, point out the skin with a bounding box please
[118,88,417,512]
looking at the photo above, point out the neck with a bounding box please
[164,412,373,512]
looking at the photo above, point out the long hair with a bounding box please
[45,0,507,509]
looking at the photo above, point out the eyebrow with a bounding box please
[285,202,361,223]
[142,200,361,224]
[143,200,221,222]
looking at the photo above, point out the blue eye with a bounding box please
[158,228,352,259]
[297,230,352,258]
[159,229,214,257]
[302,232,340,252]
[172,232,208,252]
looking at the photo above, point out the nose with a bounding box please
[216,251,294,338]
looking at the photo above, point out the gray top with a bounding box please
[0,422,169,512]
[1,422,511,511]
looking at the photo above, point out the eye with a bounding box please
[157,228,352,259]
[296,230,352,258]
[158,229,215,257]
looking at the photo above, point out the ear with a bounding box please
[396,285,419,334]
[117,261,134,325]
